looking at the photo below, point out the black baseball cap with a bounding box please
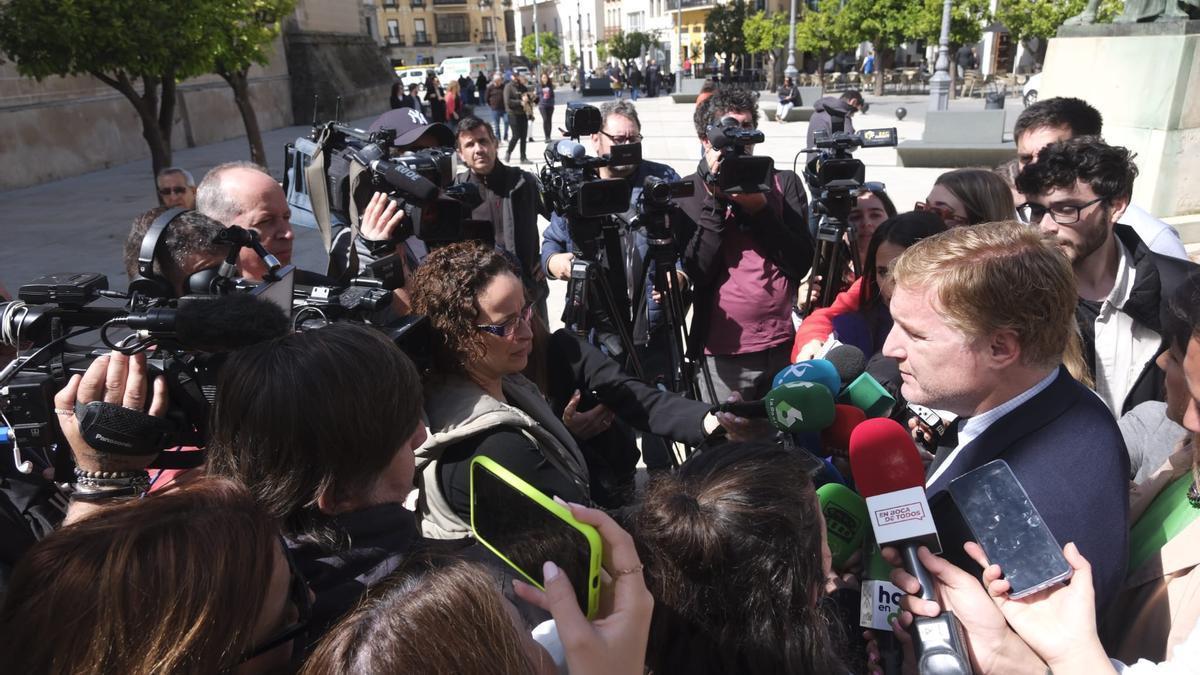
[369,108,455,148]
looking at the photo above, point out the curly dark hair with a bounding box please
[693,86,759,139]
[634,442,845,674]
[1014,96,1103,142]
[411,241,520,375]
[1015,135,1138,202]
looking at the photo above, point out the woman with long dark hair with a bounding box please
[538,72,556,142]
[793,211,947,360]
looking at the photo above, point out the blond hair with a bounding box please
[892,221,1077,368]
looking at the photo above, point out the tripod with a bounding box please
[803,183,861,312]
[561,215,645,380]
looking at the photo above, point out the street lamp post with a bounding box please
[784,0,798,80]
[675,0,684,90]
[491,0,501,72]
[577,0,585,89]
[533,0,542,79]
[928,0,952,111]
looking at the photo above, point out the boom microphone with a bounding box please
[717,381,836,433]
[773,358,841,395]
[122,294,290,352]
[849,418,972,675]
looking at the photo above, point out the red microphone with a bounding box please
[849,418,972,675]
[819,404,867,458]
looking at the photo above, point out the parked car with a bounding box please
[395,67,432,93]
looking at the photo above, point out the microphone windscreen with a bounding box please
[555,139,587,159]
[826,344,866,384]
[820,404,867,457]
[848,418,926,498]
[174,294,290,352]
[817,482,869,568]
[773,358,841,395]
[375,161,440,202]
[841,371,896,418]
[763,381,836,433]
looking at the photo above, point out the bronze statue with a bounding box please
[1065,0,1199,25]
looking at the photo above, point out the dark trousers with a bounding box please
[540,107,554,141]
[506,114,528,160]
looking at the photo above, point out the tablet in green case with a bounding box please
[470,455,603,619]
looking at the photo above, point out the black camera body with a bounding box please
[541,103,640,231]
[703,116,774,195]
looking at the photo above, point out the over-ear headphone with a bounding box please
[128,207,189,299]
[128,207,228,298]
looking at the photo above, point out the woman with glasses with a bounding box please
[0,477,311,675]
[411,242,593,540]
[917,168,1015,227]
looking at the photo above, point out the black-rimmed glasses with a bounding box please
[1017,197,1106,225]
[599,130,643,145]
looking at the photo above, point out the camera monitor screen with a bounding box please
[250,264,295,315]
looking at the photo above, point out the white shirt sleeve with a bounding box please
[1113,618,1200,674]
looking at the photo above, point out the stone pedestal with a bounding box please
[1043,21,1200,218]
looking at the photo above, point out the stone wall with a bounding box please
[284,30,395,125]
[0,39,292,191]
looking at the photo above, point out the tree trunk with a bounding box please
[873,40,886,97]
[92,70,173,187]
[221,67,267,169]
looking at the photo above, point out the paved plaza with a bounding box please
[0,88,1025,330]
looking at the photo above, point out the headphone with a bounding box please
[128,207,223,298]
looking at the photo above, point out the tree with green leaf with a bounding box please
[795,0,857,75]
[743,11,789,89]
[705,0,749,74]
[995,0,1120,67]
[0,0,219,178]
[520,32,562,67]
[210,0,296,169]
[604,30,659,68]
[829,0,926,95]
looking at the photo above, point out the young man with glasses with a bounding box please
[1016,136,1198,416]
[156,167,196,209]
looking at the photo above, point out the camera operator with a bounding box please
[805,90,864,163]
[121,207,231,297]
[540,99,684,471]
[453,116,550,319]
[674,87,814,403]
[195,161,298,284]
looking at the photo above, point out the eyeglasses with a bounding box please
[158,186,189,196]
[599,130,643,145]
[1017,197,1106,225]
[229,538,312,669]
[476,302,534,339]
[915,201,967,226]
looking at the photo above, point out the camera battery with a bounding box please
[18,273,108,306]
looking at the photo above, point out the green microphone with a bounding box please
[763,380,836,433]
[840,371,896,418]
[817,482,869,569]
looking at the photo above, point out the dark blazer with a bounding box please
[926,367,1130,612]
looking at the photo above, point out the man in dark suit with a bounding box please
[882,221,1130,611]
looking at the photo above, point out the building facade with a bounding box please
[374,0,510,67]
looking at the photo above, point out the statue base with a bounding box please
[1042,22,1200,218]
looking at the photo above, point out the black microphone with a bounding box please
[123,294,289,352]
[826,343,866,386]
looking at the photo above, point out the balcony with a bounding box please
[383,0,397,6]
[675,0,715,8]
[480,33,496,42]
[439,32,471,42]
[410,0,425,6]
[413,32,431,45]
[433,0,467,4]
[386,35,406,46]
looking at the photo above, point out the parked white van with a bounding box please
[395,67,432,92]
[438,56,490,83]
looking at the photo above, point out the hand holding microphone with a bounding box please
[849,418,973,675]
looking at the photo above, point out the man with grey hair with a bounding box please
[156,167,196,209]
[196,161,294,283]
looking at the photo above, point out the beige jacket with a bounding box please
[415,373,590,540]
[1101,436,1200,663]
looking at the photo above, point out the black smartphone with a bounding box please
[948,460,1072,598]
[470,457,601,618]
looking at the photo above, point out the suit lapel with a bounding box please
[926,368,1077,498]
